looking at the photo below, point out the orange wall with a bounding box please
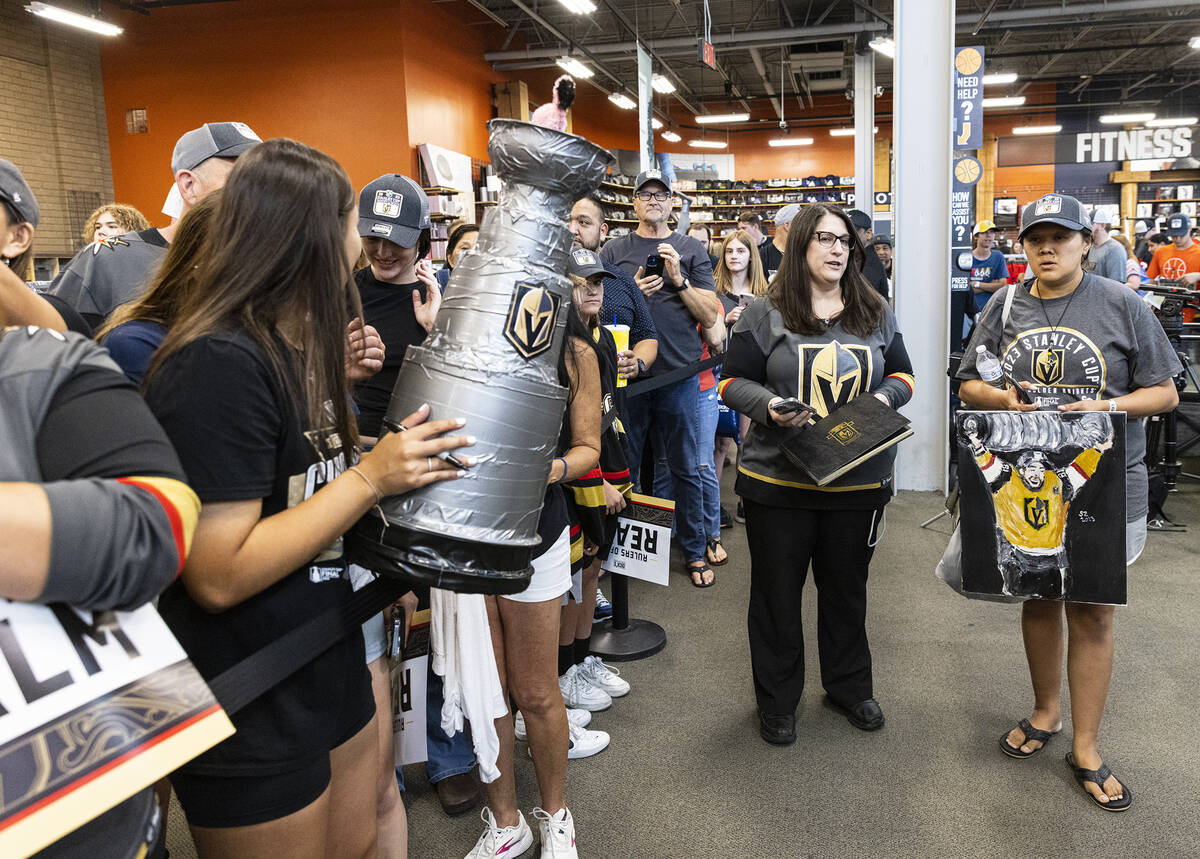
[99,0,503,218]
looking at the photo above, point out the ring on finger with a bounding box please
[426,456,433,473]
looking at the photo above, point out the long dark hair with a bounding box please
[148,139,361,456]
[557,299,598,406]
[768,204,883,337]
[96,191,221,342]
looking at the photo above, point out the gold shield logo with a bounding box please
[827,421,860,446]
[1031,348,1065,386]
[798,341,871,417]
[504,283,561,360]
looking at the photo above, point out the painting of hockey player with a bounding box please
[956,411,1127,605]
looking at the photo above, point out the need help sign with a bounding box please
[601,493,675,586]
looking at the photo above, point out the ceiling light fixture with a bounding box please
[1012,125,1062,135]
[651,117,663,129]
[554,0,597,13]
[768,138,814,147]
[1099,112,1155,124]
[556,56,594,78]
[25,1,122,36]
[651,74,676,94]
[982,72,1018,85]
[982,96,1027,108]
[1146,116,1197,128]
[661,130,682,143]
[608,92,636,110]
[1189,35,1200,49]
[688,140,728,149]
[829,127,878,136]
[868,36,895,59]
[694,112,751,124]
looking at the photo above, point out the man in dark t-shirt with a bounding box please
[599,169,720,584]
[758,203,799,280]
[848,209,890,298]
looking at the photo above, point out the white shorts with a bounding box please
[1126,517,1147,566]
[503,527,571,604]
[349,563,387,664]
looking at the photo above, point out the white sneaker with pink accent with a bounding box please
[533,806,578,859]
[464,808,533,859]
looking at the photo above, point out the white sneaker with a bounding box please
[576,655,630,698]
[533,806,578,859]
[514,708,590,741]
[464,807,533,859]
[559,664,612,712]
[566,721,609,759]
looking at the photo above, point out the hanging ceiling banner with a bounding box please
[637,43,654,172]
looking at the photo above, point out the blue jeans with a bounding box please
[653,386,720,542]
[396,663,476,790]
[623,374,707,563]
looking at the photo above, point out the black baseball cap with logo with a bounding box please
[0,158,38,227]
[1166,213,1192,237]
[357,175,431,247]
[568,247,616,279]
[634,168,672,194]
[1019,193,1092,240]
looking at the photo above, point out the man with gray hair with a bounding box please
[1089,210,1126,284]
[49,121,260,327]
[757,203,799,280]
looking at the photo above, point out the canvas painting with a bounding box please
[956,410,1127,605]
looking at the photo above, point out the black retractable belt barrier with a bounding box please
[591,353,722,662]
[208,576,407,716]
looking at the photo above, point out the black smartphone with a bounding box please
[1002,371,1035,405]
[644,254,665,278]
[771,397,813,415]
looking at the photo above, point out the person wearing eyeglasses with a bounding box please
[719,204,914,745]
[599,169,720,587]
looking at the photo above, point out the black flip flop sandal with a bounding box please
[706,538,729,567]
[1066,752,1132,812]
[686,561,715,588]
[1000,718,1059,759]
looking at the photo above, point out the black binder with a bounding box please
[778,395,913,486]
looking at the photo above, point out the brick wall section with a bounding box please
[1,1,114,259]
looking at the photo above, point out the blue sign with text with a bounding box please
[953,46,985,151]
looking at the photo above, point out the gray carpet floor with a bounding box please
[168,470,1200,858]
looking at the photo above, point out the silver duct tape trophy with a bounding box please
[347,119,614,594]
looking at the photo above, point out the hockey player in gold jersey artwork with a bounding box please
[955,410,1127,605]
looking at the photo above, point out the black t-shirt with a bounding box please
[758,240,784,280]
[861,246,889,297]
[353,266,429,437]
[144,330,369,776]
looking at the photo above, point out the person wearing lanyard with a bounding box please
[957,193,1180,812]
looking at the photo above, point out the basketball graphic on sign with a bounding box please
[955,47,983,76]
[954,156,982,185]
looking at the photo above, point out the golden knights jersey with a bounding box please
[975,448,1101,552]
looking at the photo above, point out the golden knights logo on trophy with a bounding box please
[504,282,561,360]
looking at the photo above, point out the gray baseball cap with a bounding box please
[774,203,801,227]
[171,122,261,174]
[634,168,671,194]
[1019,193,1092,240]
[0,158,38,227]
[568,247,615,280]
[358,174,430,247]
[1167,213,1192,237]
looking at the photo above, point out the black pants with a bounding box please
[744,499,881,715]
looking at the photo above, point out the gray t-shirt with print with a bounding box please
[958,273,1182,520]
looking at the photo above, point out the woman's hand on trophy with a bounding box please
[359,404,476,496]
[413,261,443,333]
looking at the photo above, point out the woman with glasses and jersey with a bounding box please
[957,194,1180,813]
[719,204,914,746]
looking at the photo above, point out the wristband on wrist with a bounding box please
[347,465,383,503]
[553,457,568,484]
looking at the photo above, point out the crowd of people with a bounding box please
[0,114,1191,858]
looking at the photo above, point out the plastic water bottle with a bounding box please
[976,345,1004,388]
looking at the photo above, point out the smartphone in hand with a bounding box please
[644,254,665,278]
[771,397,813,415]
[1002,371,1035,405]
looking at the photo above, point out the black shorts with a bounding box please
[170,674,374,829]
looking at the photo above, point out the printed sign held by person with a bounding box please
[601,494,675,586]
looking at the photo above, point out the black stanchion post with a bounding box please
[590,572,666,661]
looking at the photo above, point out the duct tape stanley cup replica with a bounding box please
[347,119,613,594]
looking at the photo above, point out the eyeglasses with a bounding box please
[813,231,852,249]
[634,191,671,202]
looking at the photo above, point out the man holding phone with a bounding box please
[600,169,721,586]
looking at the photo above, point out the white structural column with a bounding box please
[894,0,953,492]
[853,49,874,217]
